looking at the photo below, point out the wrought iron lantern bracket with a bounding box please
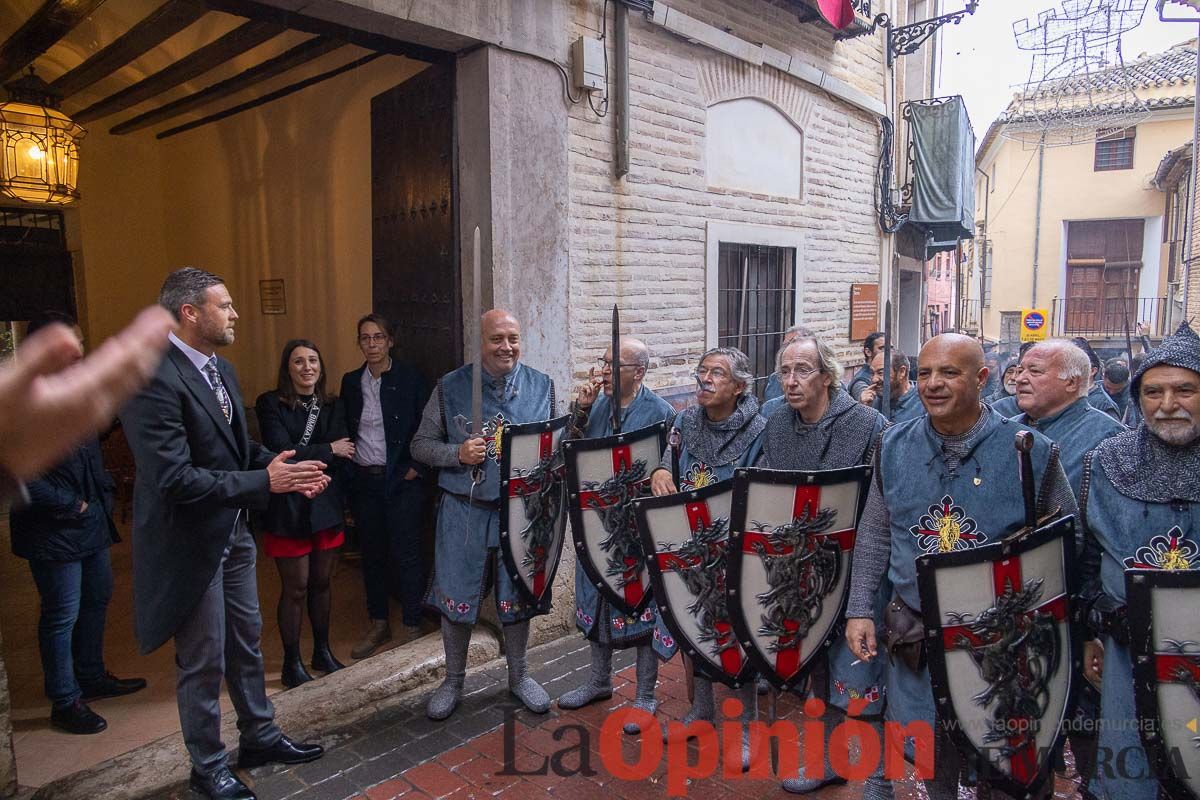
[874,1,979,68]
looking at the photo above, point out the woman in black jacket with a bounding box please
[255,339,355,687]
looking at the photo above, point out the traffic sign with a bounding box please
[1020,309,1049,342]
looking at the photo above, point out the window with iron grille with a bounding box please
[1094,128,1136,171]
[716,242,796,399]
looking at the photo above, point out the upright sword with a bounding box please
[881,299,893,419]
[471,225,484,485]
[611,304,623,435]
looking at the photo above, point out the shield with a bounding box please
[564,421,668,616]
[727,465,871,691]
[634,479,753,688]
[1127,566,1200,800]
[498,414,571,610]
[917,515,1080,799]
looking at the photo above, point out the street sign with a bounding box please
[1020,309,1049,342]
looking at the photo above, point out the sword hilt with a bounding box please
[1015,430,1037,531]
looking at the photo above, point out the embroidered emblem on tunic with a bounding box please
[681,461,718,490]
[910,494,985,553]
[483,413,506,464]
[1123,528,1199,571]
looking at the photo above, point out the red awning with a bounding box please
[817,0,857,29]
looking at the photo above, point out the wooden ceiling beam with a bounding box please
[110,34,341,134]
[50,0,208,98]
[203,0,446,64]
[0,0,108,82]
[72,18,284,123]
[157,50,380,139]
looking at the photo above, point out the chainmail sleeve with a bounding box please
[409,385,461,469]
[1036,443,1079,523]
[847,479,891,619]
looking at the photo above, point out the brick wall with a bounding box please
[564,0,886,394]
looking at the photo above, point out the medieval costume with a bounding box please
[756,389,891,797]
[874,382,923,424]
[1086,381,1121,420]
[1079,323,1200,800]
[559,386,677,734]
[656,392,765,764]
[411,361,555,720]
[848,408,1076,800]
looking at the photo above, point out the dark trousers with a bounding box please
[28,549,113,708]
[350,467,426,625]
[174,519,280,774]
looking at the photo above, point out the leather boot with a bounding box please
[280,652,314,689]
[311,642,345,674]
[351,619,392,659]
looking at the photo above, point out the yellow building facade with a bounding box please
[968,41,1197,346]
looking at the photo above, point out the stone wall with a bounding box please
[0,599,14,798]
[563,0,886,391]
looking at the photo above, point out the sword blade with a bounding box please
[611,304,622,434]
[472,225,483,438]
[882,300,893,418]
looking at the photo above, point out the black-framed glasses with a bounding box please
[596,358,640,371]
[358,333,388,345]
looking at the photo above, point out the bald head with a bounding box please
[481,308,521,376]
[917,334,988,435]
[602,336,650,402]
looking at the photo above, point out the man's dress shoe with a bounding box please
[237,734,324,769]
[189,767,255,800]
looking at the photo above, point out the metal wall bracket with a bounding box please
[874,1,980,68]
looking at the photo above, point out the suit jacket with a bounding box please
[120,345,274,654]
[339,361,428,496]
[9,438,117,561]
[254,391,347,536]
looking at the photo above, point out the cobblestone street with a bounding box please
[155,636,1084,800]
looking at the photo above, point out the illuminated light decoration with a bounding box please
[0,68,86,205]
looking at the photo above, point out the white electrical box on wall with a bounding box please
[570,36,605,92]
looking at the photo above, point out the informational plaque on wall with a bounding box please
[259,279,286,315]
[849,283,879,341]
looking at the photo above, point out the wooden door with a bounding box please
[371,61,460,386]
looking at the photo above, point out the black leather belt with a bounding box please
[445,490,500,511]
[355,464,386,476]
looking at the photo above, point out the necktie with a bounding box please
[203,357,232,425]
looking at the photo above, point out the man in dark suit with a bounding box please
[120,268,327,800]
[339,313,429,658]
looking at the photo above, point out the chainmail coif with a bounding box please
[761,388,885,470]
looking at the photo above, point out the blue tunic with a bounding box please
[1019,397,1124,501]
[572,386,679,658]
[424,362,554,625]
[1087,382,1121,420]
[762,372,783,403]
[759,394,786,418]
[990,394,1019,419]
[1082,449,1200,800]
[878,410,1062,731]
[873,383,924,424]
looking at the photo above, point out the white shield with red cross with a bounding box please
[917,515,1080,800]
[1127,567,1200,800]
[498,414,571,611]
[727,466,871,691]
[633,479,753,688]
[564,421,669,616]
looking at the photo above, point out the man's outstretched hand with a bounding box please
[267,450,330,498]
[0,306,174,480]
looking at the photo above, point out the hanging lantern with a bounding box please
[0,68,86,205]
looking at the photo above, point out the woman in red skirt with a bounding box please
[256,339,356,687]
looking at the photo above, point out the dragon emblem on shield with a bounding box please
[945,577,1061,760]
[510,449,564,586]
[750,502,841,654]
[656,515,735,659]
[582,459,651,590]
